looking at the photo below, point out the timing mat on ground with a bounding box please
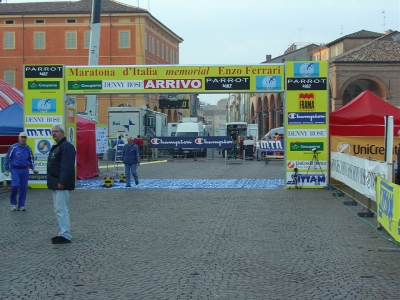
[76,179,284,190]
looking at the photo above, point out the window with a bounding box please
[161,44,164,59]
[4,32,15,49]
[151,37,154,53]
[166,46,168,62]
[34,32,45,49]
[119,31,130,48]
[170,49,173,64]
[5,20,14,25]
[157,41,159,56]
[35,20,44,24]
[65,32,77,49]
[67,19,76,23]
[144,32,147,50]
[4,70,15,86]
[148,35,151,51]
[84,31,90,49]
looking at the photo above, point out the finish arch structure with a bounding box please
[23,62,328,189]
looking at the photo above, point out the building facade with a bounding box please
[228,30,400,138]
[312,30,400,110]
[0,0,184,124]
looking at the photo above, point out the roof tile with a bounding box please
[332,31,400,62]
[0,0,147,14]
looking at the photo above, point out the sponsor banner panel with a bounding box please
[330,135,398,161]
[286,160,328,170]
[25,116,63,124]
[285,61,328,189]
[24,65,63,78]
[65,65,285,94]
[286,172,327,188]
[96,124,109,154]
[376,176,400,243]
[293,62,320,77]
[149,136,233,149]
[287,129,327,138]
[205,77,250,90]
[260,140,284,152]
[287,112,326,124]
[24,64,66,188]
[330,152,389,202]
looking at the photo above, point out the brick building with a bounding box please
[244,29,400,137]
[0,0,184,124]
[316,30,400,110]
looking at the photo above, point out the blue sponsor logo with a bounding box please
[287,112,326,124]
[31,98,56,113]
[256,76,282,90]
[36,140,51,155]
[287,173,326,186]
[378,180,394,231]
[294,63,320,77]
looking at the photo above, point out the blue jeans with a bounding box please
[124,164,138,185]
[52,190,71,240]
[10,168,29,207]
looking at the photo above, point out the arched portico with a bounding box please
[336,74,390,107]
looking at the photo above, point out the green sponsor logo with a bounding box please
[68,81,102,90]
[290,142,324,151]
[28,81,60,89]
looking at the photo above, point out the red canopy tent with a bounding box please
[330,90,400,136]
[76,115,98,180]
[0,82,98,179]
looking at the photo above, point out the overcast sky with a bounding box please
[6,0,400,105]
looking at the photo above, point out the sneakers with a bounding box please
[126,184,131,187]
[11,205,26,211]
[51,236,71,244]
[135,179,139,185]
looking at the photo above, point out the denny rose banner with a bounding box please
[149,137,233,149]
[330,151,389,202]
[64,65,285,94]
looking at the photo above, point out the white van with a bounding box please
[265,126,284,139]
[174,122,207,157]
[167,122,179,137]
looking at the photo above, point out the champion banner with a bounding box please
[148,136,233,149]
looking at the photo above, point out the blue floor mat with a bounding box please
[76,179,284,190]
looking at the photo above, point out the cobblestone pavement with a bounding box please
[1,158,399,300]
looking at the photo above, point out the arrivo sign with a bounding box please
[144,79,202,89]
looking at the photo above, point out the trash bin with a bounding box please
[107,148,116,161]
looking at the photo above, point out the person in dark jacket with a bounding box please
[122,136,140,187]
[47,124,76,244]
[3,132,38,211]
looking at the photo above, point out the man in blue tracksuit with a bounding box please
[122,136,141,187]
[4,132,38,211]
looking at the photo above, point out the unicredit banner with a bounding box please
[148,136,233,149]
